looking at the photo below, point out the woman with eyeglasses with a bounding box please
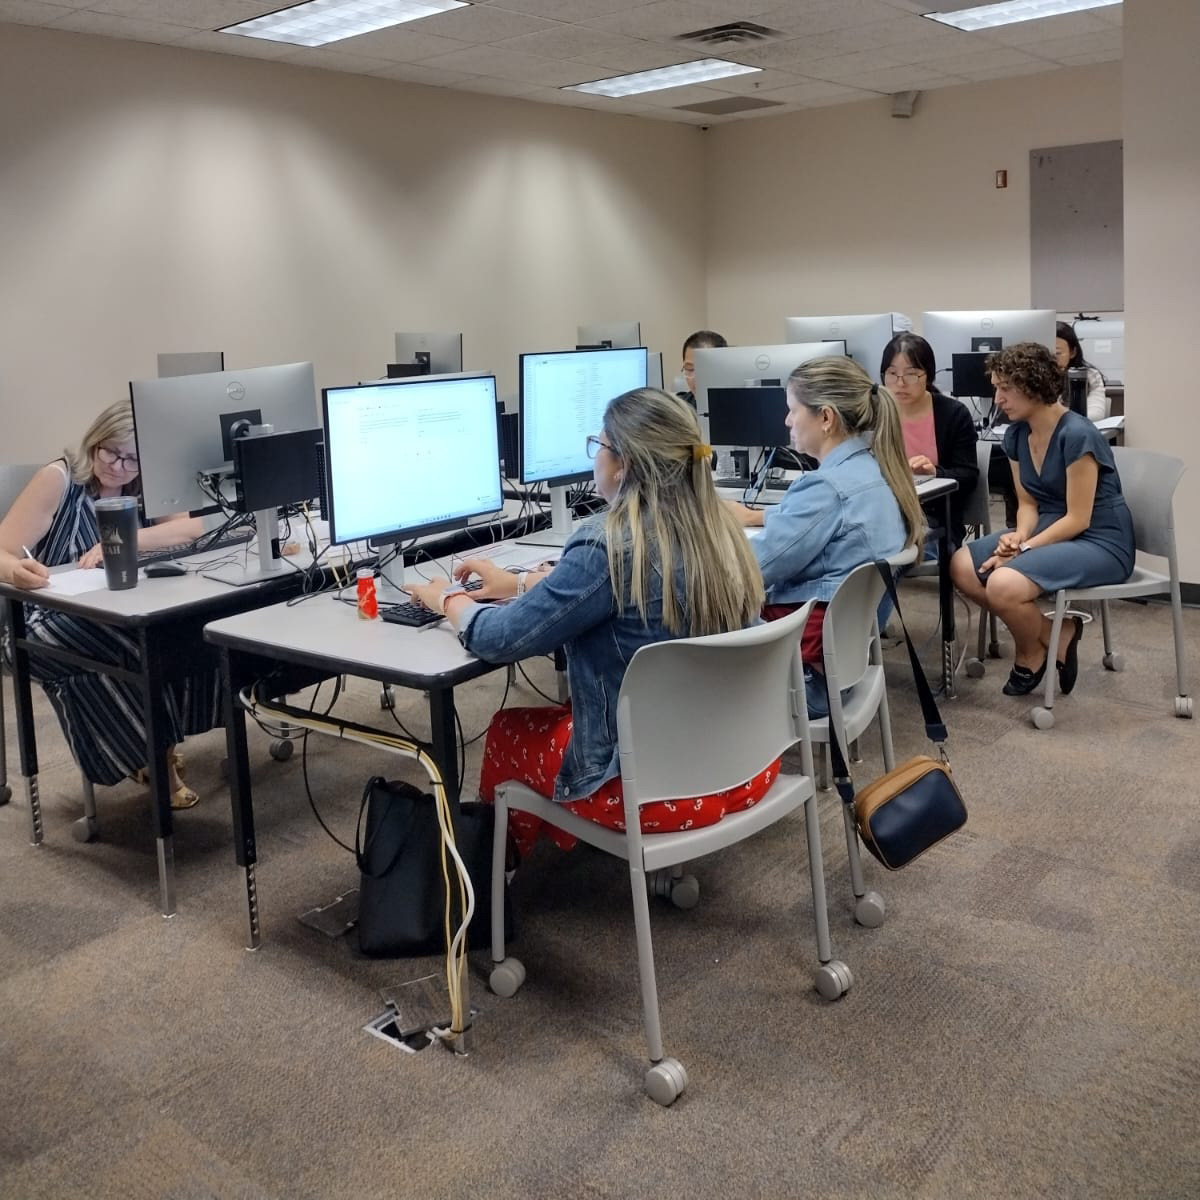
[879,332,978,550]
[406,388,771,859]
[0,400,216,808]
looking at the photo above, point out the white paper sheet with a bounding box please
[44,568,110,595]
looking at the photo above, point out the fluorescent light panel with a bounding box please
[220,0,468,48]
[923,0,1120,32]
[567,59,761,99]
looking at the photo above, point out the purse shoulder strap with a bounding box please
[827,561,948,806]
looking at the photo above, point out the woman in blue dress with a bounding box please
[950,343,1134,697]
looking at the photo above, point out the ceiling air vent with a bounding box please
[675,97,783,116]
[675,21,783,48]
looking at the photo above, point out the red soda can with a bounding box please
[356,568,378,619]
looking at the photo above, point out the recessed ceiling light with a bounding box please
[923,0,1120,32]
[565,59,761,99]
[219,0,469,49]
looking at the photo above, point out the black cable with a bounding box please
[516,661,560,705]
[296,678,356,854]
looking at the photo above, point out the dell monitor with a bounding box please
[784,313,906,371]
[518,345,648,546]
[157,351,225,377]
[707,387,789,449]
[130,361,318,521]
[393,331,463,375]
[690,341,846,418]
[576,321,641,350]
[921,310,1056,392]
[322,374,502,593]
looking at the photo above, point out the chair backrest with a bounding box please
[0,463,40,521]
[1111,447,1184,560]
[961,441,994,534]
[615,602,814,806]
[821,560,889,695]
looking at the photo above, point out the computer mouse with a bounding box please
[144,562,188,578]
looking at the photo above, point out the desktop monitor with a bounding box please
[950,353,996,402]
[783,313,905,370]
[322,374,502,547]
[157,351,225,377]
[576,321,641,350]
[690,341,845,413]
[1076,319,1123,382]
[646,351,664,392]
[130,361,318,520]
[707,387,789,449]
[393,331,463,375]
[921,310,1055,391]
[232,428,323,514]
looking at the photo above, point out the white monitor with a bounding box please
[1076,319,1123,382]
[647,351,664,391]
[690,341,845,413]
[131,361,317,520]
[519,347,648,488]
[157,351,224,377]
[921,310,1056,390]
[322,375,502,546]
[783,313,906,372]
[576,320,641,350]
[393,331,463,374]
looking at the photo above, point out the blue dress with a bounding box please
[968,410,1134,590]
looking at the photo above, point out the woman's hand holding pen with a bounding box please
[13,545,50,591]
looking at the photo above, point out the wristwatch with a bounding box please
[1018,542,1032,553]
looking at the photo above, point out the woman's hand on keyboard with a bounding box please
[452,557,520,601]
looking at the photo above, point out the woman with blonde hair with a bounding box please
[0,399,218,807]
[728,356,924,715]
[407,387,772,856]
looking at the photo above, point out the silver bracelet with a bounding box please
[515,571,529,597]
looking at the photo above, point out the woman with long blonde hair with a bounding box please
[408,387,772,857]
[728,356,924,715]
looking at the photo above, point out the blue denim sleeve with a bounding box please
[752,474,843,591]
[460,539,615,663]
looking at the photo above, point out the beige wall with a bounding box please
[1124,0,1200,581]
[703,65,1122,345]
[0,25,703,461]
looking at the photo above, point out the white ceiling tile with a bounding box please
[973,10,1116,45]
[757,78,877,105]
[452,74,540,96]
[322,27,473,63]
[834,64,965,92]
[952,60,1061,82]
[927,46,1045,75]
[277,47,395,74]
[482,0,645,20]
[1053,49,1123,66]
[632,83,735,107]
[1022,30,1122,62]
[794,49,902,81]
[749,0,911,37]
[176,30,299,59]
[45,9,197,43]
[419,43,596,86]
[367,62,479,87]
[700,67,811,95]
[494,26,693,73]
[0,0,74,25]
[581,0,786,42]
[404,4,559,44]
[82,1,267,28]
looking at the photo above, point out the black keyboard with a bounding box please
[379,579,483,627]
[137,528,255,566]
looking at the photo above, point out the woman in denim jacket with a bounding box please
[407,388,770,856]
[727,357,926,715]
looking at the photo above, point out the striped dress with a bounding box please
[22,462,222,786]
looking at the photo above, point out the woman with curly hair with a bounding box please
[950,342,1134,697]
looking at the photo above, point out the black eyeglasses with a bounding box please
[95,446,139,471]
[585,434,617,459]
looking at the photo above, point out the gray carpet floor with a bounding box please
[1,583,1198,1199]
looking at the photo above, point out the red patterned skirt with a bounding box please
[477,704,781,858]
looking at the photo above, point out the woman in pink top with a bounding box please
[880,333,978,548]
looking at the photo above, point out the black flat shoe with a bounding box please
[1002,655,1049,696]
[1057,616,1085,695]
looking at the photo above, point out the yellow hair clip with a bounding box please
[693,443,713,461]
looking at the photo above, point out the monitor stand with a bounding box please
[203,509,287,587]
[517,485,575,548]
[376,555,413,605]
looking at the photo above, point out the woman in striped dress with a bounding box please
[0,400,222,807]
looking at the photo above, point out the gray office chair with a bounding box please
[0,463,41,805]
[806,553,916,930]
[1026,447,1191,729]
[487,602,851,1107]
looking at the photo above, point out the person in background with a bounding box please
[1055,321,1108,421]
[407,388,770,860]
[0,400,219,808]
[880,332,978,550]
[951,343,1134,699]
[726,357,924,716]
[679,329,727,409]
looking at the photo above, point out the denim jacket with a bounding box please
[753,436,907,605]
[459,519,689,803]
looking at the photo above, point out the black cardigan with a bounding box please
[928,391,979,548]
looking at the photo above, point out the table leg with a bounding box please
[221,647,261,950]
[428,687,460,804]
[938,493,957,699]
[7,599,44,845]
[139,628,176,917]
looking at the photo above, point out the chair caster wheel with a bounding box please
[964,658,985,679]
[1030,706,1055,730]
[379,685,395,711]
[645,1058,688,1106]
[71,816,99,843]
[489,957,526,998]
[1175,696,1193,719]
[987,641,1001,659]
[268,739,294,762]
[853,891,886,928]
[1102,652,1124,672]
[649,869,700,910]
[814,959,853,1000]
[0,783,11,805]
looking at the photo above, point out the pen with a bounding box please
[21,545,37,561]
